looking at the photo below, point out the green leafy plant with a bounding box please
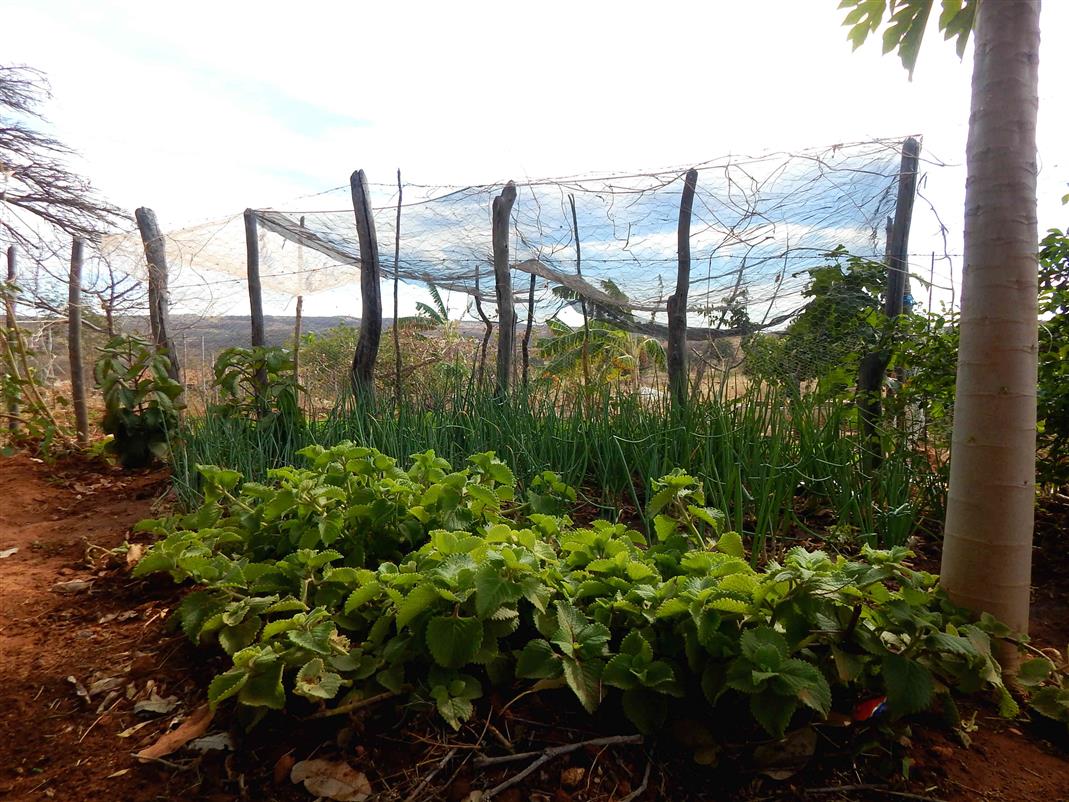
[95,334,183,468]
[135,446,1018,746]
[212,346,301,424]
[1037,228,1069,488]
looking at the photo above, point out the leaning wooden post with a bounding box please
[5,246,19,432]
[392,170,403,407]
[244,209,267,403]
[68,238,89,446]
[521,273,536,388]
[134,207,181,383]
[294,215,305,391]
[492,181,517,395]
[667,169,698,409]
[349,170,382,400]
[857,137,921,471]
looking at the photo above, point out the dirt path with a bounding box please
[0,454,205,802]
[0,454,1066,802]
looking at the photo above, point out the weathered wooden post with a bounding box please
[349,170,382,400]
[5,246,19,432]
[569,194,592,392]
[68,238,89,446]
[474,267,492,388]
[857,137,921,470]
[294,215,305,391]
[243,209,268,410]
[134,207,181,383]
[667,169,698,409]
[492,182,517,395]
[392,170,403,406]
[521,273,536,388]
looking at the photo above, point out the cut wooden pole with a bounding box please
[474,268,492,388]
[293,295,303,384]
[492,181,517,395]
[857,137,921,470]
[68,238,89,446]
[134,207,181,382]
[349,169,382,400]
[243,208,267,408]
[392,170,403,406]
[521,273,536,387]
[568,194,592,392]
[5,246,19,432]
[667,169,698,408]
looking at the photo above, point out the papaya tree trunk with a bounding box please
[941,0,1041,644]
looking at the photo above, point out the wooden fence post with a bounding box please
[569,194,592,393]
[68,238,89,446]
[492,182,517,395]
[857,137,921,470]
[244,208,267,405]
[521,274,536,387]
[392,170,403,406]
[5,246,18,432]
[349,169,382,400]
[667,169,698,408]
[134,207,181,383]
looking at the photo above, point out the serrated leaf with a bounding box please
[562,658,603,713]
[882,653,934,716]
[220,616,262,655]
[716,531,745,559]
[396,584,441,629]
[426,616,483,669]
[474,567,521,618]
[295,658,344,700]
[238,659,286,709]
[344,581,382,614]
[207,669,247,709]
[516,639,562,679]
[750,692,797,737]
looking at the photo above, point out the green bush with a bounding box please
[95,335,183,468]
[136,444,1016,739]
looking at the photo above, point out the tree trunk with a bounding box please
[492,182,517,396]
[68,238,89,447]
[941,0,1041,646]
[667,169,698,408]
[349,169,382,400]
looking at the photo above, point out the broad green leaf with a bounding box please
[882,653,934,716]
[208,669,247,709]
[516,639,562,679]
[750,692,797,737]
[295,658,344,700]
[426,616,483,669]
[562,658,604,714]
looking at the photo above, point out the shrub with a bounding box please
[135,445,1016,739]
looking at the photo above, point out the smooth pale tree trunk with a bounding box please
[941,0,1041,648]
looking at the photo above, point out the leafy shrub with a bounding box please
[212,346,301,425]
[135,446,1017,739]
[95,335,183,468]
[1038,228,1069,488]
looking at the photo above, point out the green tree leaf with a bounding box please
[882,653,934,716]
[426,616,483,669]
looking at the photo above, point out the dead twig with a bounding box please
[805,785,947,802]
[618,759,652,802]
[303,690,398,720]
[402,747,457,802]
[480,734,643,799]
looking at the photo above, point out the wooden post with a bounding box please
[492,182,517,395]
[134,207,181,382]
[474,268,492,388]
[521,273,536,387]
[667,169,698,408]
[68,238,89,446]
[293,295,303,385]
[5,246,18,432]
[569,194,592,392]
[244,208,267,405]
[857,137,921,470]
[349,169,383,400]
[392,170,403,406]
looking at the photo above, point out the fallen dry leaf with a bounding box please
[135,705,213,760]
[52,579,93,594]
[134,691,180,716]
[273,752,296,785]
[188,732,233,753]
[89,677,124,697]
[560,766,586,787]
[66,675,90,703]
[125,543,145,568]
[290,758,372,801]
[117,720,155,738]
[0,547,18,559]
[754,726,817,780]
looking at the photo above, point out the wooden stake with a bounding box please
[667,169,698,409]
[243,209,267,402]
[492,182,517,396]
[68,238,89,446]
[521,273,536,387]
[569,194,591,392]
[5,246,18,432]
[349,169,382,400]
[857,137,921,471]
[392,170,403,406]
[134,207,181,383]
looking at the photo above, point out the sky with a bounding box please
[3,0,1068,319]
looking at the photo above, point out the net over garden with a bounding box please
[100,137,932,334]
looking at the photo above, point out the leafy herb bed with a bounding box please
[136,443,1017,739]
